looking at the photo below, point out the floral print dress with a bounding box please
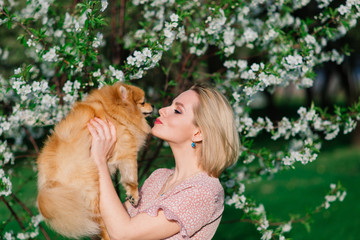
[126,168,224,239]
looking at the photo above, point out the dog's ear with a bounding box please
[120,85,128,100]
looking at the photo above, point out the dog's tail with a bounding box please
[37,185,100,239]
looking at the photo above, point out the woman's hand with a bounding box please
[87,117,117,168]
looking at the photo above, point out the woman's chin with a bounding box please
[151,127,161,138]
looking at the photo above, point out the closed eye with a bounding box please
[174,109,181,114]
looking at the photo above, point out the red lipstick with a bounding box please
[154,118,162,124]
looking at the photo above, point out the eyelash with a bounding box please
[174,109,181,114]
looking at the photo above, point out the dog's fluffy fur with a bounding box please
[37,83,152,239]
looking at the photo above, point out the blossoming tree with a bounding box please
[1,0,359,239]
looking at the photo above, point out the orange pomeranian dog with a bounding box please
[37,82,153,240]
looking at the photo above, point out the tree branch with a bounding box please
[119,0,126,41]
[23,126,40,154]
[0,196,26,230]
[12,194,51,240]
[111,0,120,64]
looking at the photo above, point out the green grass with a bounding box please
[214,143,360,240]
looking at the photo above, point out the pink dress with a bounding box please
[127,168,224,239]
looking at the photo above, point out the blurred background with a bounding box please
[213,19,360,239]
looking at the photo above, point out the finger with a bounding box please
[87,123,98,138]
[90,119,105,138]
[95,118,111,140]
[107,119,117,142]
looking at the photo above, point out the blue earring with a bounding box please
[191,142,196,148]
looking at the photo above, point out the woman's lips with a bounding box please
[154,118,163,124]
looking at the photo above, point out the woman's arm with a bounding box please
[87,118,180,240]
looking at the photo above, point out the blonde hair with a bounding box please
[190,84,239,178]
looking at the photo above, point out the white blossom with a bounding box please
[142,48,152,58]
[130,69,144,80]
[27,38,36,47]
[324,124,340,140]
[42,47,59,62]
[4,232,14,240]
[224,60,237,69]
[93,69,101,77]
[93,33,104,48]
[317,0,332,9]
[134,29,146,39]
[170,13,179,22]
[225,179,235,188]
[344,117,357,134]
[205,8,226,35]
[251,63,260,72]
[226,193,247,209]
[223,27,235,46]
[300,77,314,88]
[339,191,347,201]
[261,230,273,240]
[127,55,136,66]
[284,54,303,70]
[63,81,73,93]
[338,5,349,15]
[14,68,22,75]
[109,66,125,81]
[243,28,258,43]
[282,156,295,166]
[281,222,292,233]
[264,28,278,41]
[0,169,12,196]
[224,46,235,56]
[73,81,80,90]
[325,195,337,202]
[243,154,255,164]
[101,0,108,12]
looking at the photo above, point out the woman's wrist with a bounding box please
[94,160,109,175]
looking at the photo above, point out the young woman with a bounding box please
[87,84,239,240]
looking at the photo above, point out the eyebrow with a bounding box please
[174,102,185,110]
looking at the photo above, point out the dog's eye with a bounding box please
[140,102,145,106]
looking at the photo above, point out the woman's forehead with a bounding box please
[173,90,199,105]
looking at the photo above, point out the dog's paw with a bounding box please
[126,195,139,206]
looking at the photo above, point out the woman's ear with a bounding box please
[192,129,202,143]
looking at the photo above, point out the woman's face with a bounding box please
[152,90,199,145]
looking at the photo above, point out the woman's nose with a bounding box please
[158,107,166,117]
[159,106,171,117]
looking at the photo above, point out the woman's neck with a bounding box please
[169,142,203,181]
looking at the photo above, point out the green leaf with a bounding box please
[303,221,311,233]
[168,80,177,87]
[3,7,10,16]
[17,35,26,46]
[94,17,107,26]
[29,28,39,37]
[334,105,342,116]
[7,19,12,29]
